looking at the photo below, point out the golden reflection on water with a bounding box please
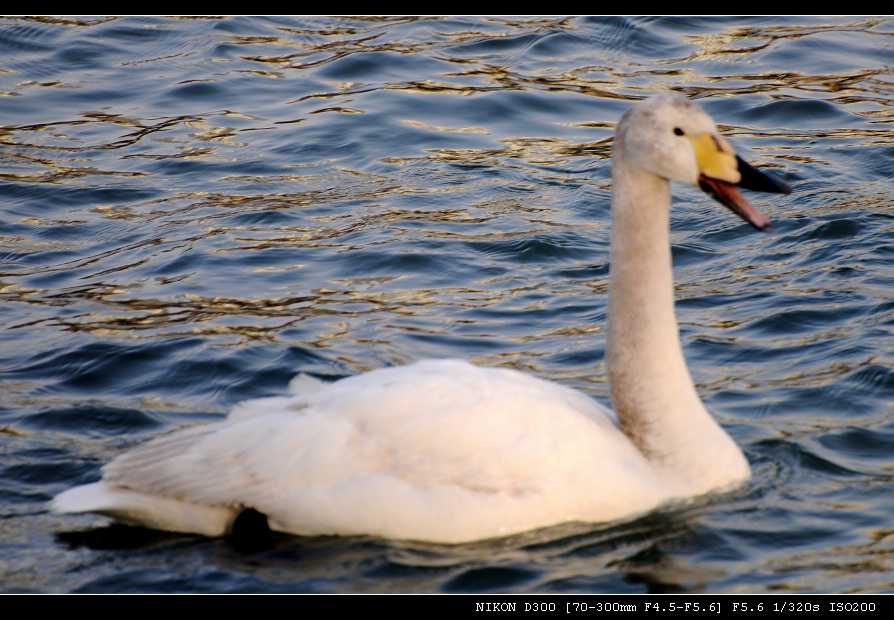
[1,15,890,377]
[688,17,890,57]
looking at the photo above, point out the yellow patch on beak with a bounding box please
[689,133,741,184]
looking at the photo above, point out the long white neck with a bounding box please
[606,147,750,491]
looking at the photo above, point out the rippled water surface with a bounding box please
[2,16,894,593]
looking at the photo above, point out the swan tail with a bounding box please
[51,482,238,537]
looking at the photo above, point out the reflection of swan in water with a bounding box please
[52,93,791,543]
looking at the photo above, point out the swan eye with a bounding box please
[673,127,685,136]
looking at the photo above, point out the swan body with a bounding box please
[52,93,790,543]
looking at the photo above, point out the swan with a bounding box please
[51,93,791,543]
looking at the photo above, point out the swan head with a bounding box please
[615,93,791,231]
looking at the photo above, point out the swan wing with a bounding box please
[54,360,663,542]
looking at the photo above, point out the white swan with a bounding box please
[51,93,790,543]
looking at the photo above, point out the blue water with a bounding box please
[1,15,893,593]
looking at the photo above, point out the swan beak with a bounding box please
[690,134,791,233]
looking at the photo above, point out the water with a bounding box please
[1,15,893,593]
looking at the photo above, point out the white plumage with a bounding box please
[52,93,790,543]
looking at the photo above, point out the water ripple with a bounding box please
[1,15,893,593]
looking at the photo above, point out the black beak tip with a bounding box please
[736,155,792,195]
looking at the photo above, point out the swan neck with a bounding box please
[606,151,740,480]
